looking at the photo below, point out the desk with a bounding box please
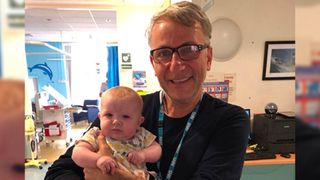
[241,154,295,180]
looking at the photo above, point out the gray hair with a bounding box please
[146,1,212,45]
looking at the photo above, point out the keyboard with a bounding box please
[245,151,276,160]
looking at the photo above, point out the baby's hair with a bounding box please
[102,86,143,112]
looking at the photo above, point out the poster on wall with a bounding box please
[121,64,132,69]
[121,53,131,63]
[205,73,236,101]
[203,81,229,102]
[223,73,236,101]
[121,53,132,70]
[296,66,320,128]
[132,70,147,88]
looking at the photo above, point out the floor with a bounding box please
[25,121,89,180]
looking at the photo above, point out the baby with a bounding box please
[72,86,161,179]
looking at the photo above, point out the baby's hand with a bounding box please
[96,156,117,175]
[127,151,145,165]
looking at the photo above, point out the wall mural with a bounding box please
[28,62,54,82]
[25,42,68,99]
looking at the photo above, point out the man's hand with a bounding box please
[96,155,118,174]
[84,134,146,180]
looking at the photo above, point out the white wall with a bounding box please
[116,4,163,93]
[202,0,295,116]
[1,29,26,80]
[117,0,295,117]
[70,41,108,105]
[296,0,320,66]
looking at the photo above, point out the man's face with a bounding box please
[149,19,212,104]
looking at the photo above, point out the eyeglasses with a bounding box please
[150,44,209,64]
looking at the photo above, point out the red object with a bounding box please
[312,60,320,66]
[43,105,60,110]
[44,121,61,136]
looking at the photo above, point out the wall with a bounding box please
[196,0,295,116]
[2,30,26,80]
[69,41,108,105]
[116,4,166,93]
[296,0,320,66]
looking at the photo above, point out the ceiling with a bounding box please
[25,8,117,42]
[25,0,166,43]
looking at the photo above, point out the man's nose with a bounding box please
[169,52,185,71]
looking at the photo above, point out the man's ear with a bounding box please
[206,47,213,71]
[150,56,158,76]
[150,56,154,66]
[98,112,101,119]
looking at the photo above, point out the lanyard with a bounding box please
[157,91,203,180]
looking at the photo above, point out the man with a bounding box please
[45,1,249,180]
[296,120,320,180]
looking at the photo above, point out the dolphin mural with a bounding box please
[28,62,53,81]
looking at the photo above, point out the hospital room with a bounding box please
[0,0,319,179]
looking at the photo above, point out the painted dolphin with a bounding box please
[28,62,53,81]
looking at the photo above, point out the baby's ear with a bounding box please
[139,116,144,125]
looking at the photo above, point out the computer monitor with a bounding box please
[244,109,250,119]
[244,109,253,144]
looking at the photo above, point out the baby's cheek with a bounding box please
[0,81,25,180]
[0,113,25,180]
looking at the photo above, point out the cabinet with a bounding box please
[39,109,72,146]
[241,154,295,180]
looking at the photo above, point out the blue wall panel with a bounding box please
[25,42,67,99]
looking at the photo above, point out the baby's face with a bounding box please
[99,96,143,140]
[0,80,24,179]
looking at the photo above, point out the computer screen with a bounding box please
[244,109,250,119]
[244,109,253,144]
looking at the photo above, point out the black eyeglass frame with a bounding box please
[150,44,209,63]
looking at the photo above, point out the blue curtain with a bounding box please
[107,46,119,88]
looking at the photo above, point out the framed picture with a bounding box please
[262,41,295,80]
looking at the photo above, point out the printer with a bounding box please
[252,112,295,154]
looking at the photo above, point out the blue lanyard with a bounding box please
[157,91,203,180]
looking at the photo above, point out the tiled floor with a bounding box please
[25,121,89,179]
